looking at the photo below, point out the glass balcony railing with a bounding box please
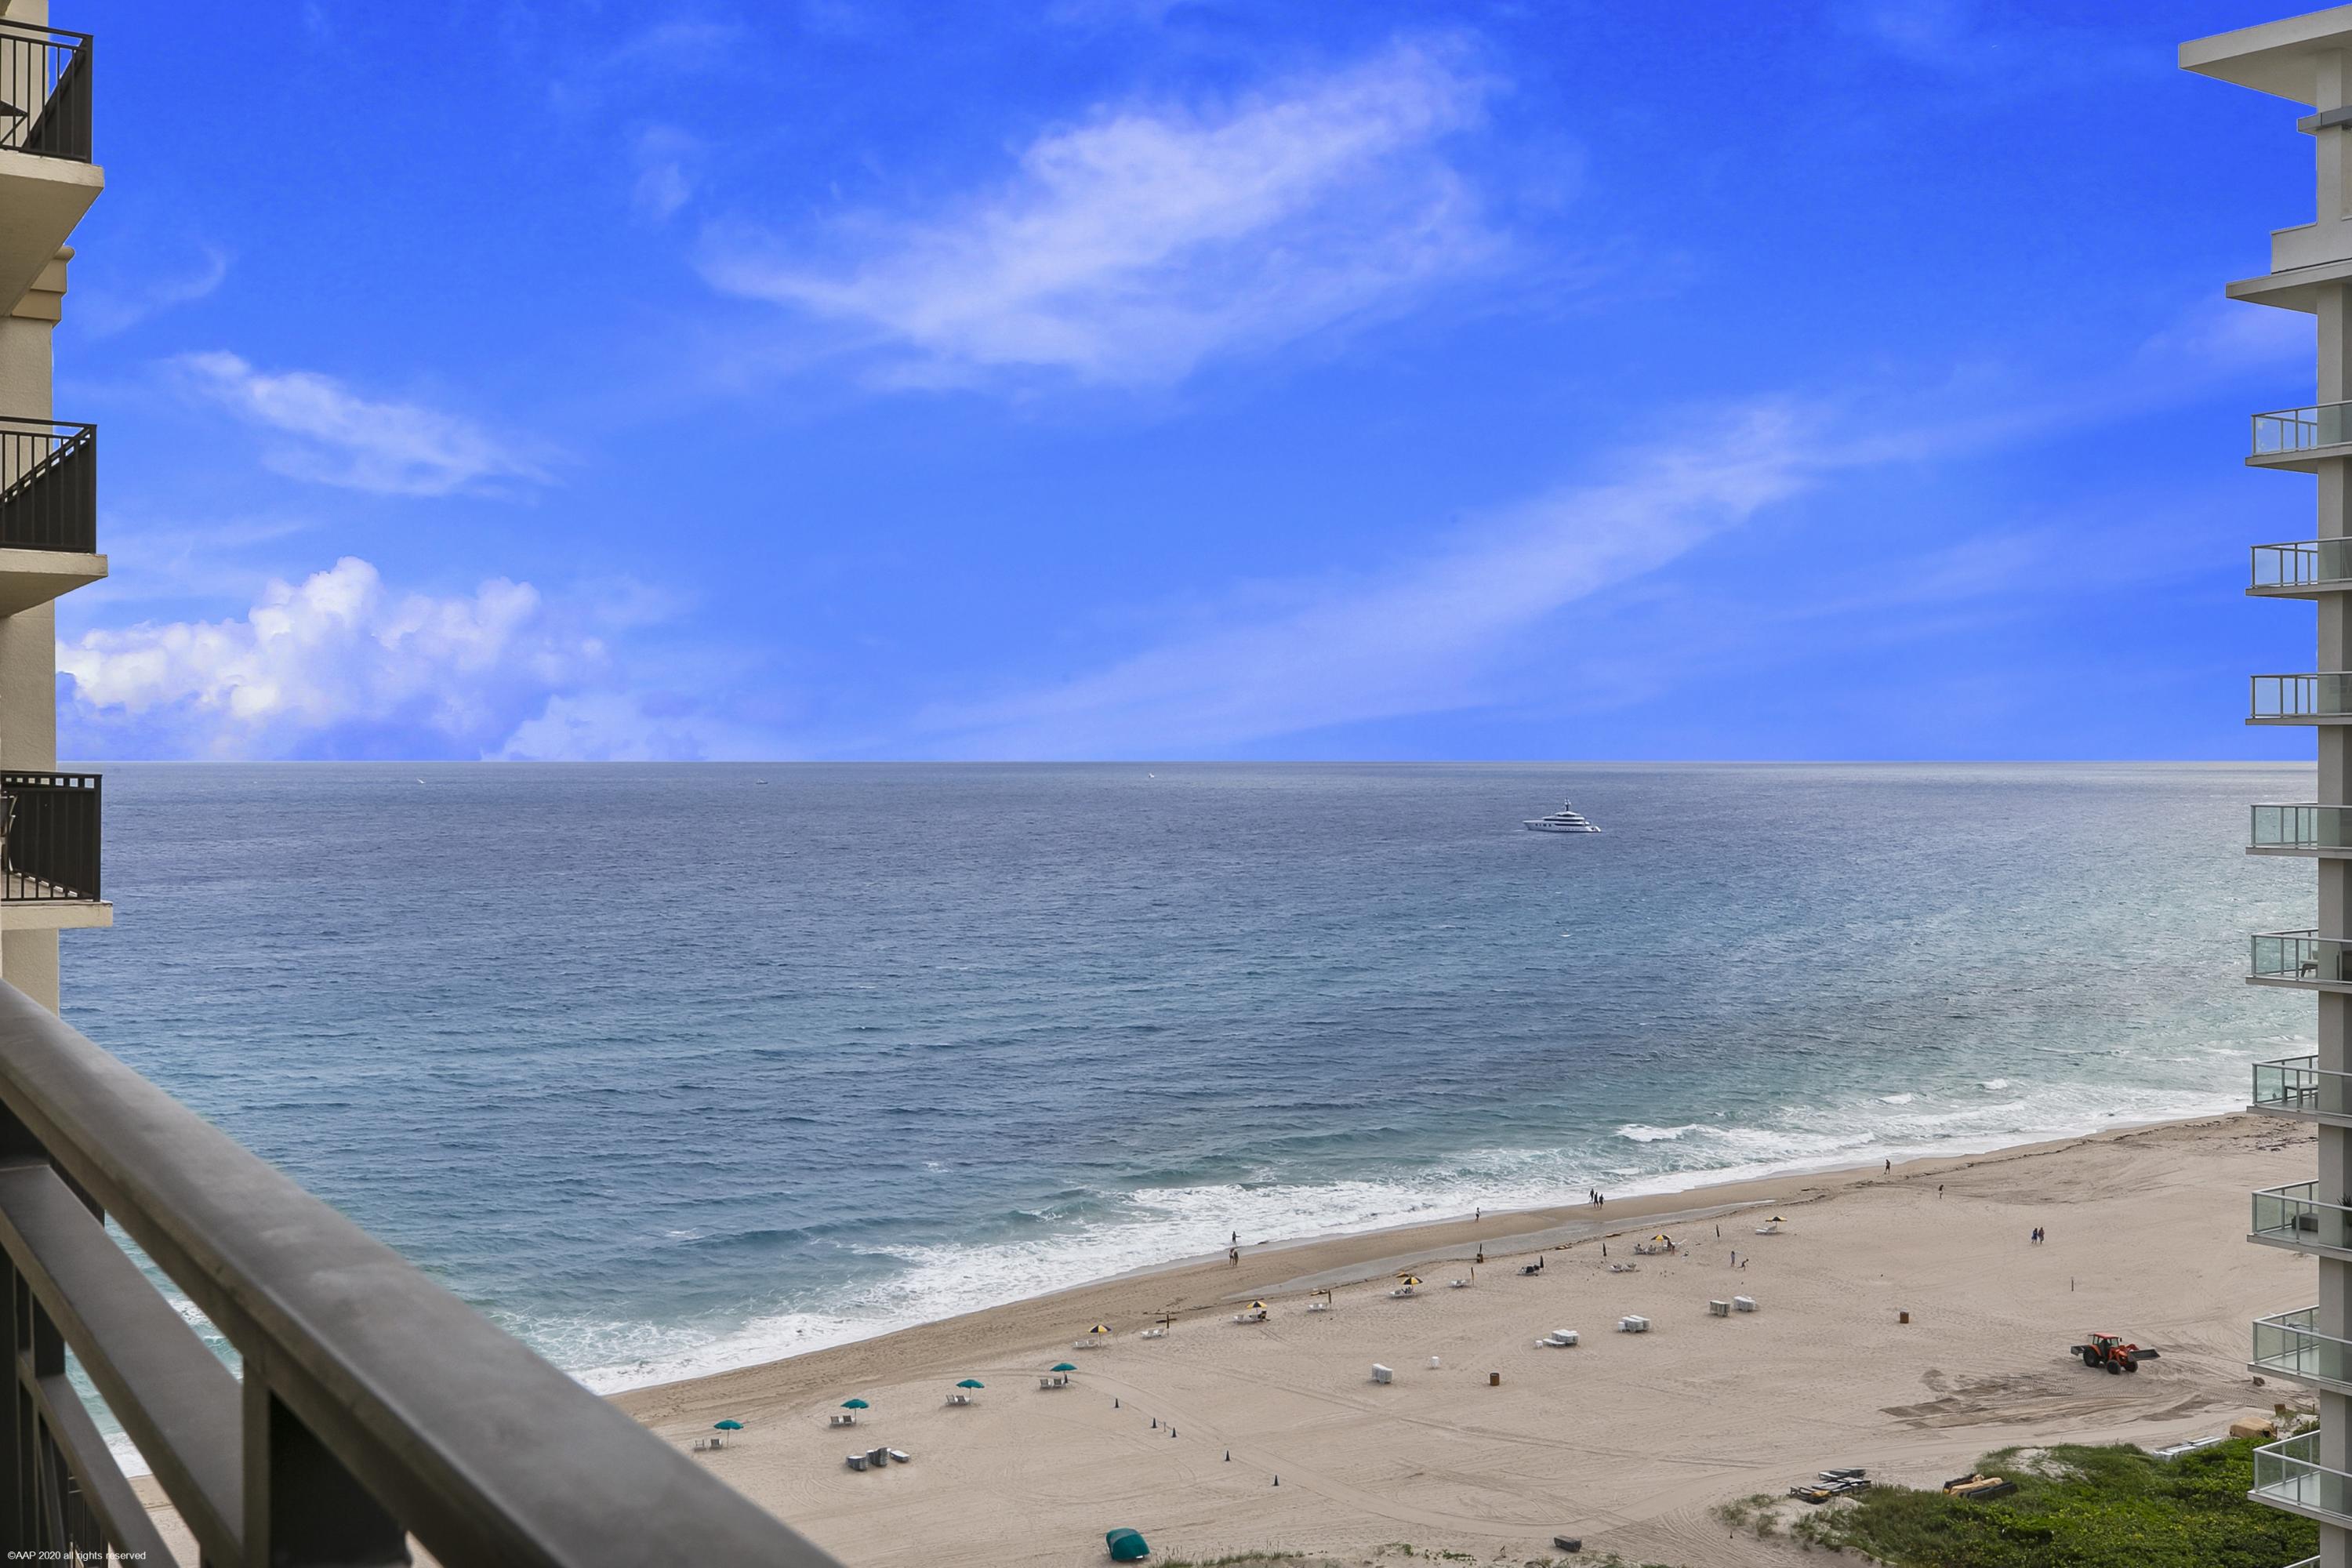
[2252,675,2352,720]
[2253,1308,2352,1390]
[2252,804,2352,851]
[2253,540,2352,591]
[2252,1430,2352,1526]
[2255,402,2352,456]
[2252,932,2352,986]
[2252,1182,2352,1255]
[2251,1054,2349,1117]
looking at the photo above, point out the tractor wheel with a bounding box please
[2122,1358,2138,1373]
[2107,1359,2122,1374]
[2082,1348,2100,1367]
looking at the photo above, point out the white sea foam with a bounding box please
[557,1065,2258,1395]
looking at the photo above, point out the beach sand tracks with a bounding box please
[1882,1367,2234,1429]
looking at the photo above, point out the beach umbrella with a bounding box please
[956,1378,985,1389]
[1769,1216,1786,1223]
[1399,1275,1422,1286]
[1248,1301,1266,1310]
[839,1399,869,1410]
[713,1420,745,1431]
[1051,1362,1077,1372]
[1087,1324,1111,1337]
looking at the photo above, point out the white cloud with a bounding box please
[911,404,1815,755]
[76,244,230,336]
[169,353,550,496]
[700,39,1501,386]
[57,558,603,758]
[633,125,699,223]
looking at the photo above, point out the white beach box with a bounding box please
[1709,1300,1730,1317]
[1733,1296,1757,1312]
[1553,1329,1578,1346]
[1617,1315,1650,1333]
[1371,1363,1394,1385]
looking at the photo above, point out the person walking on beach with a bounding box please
[1883,1159,1890,1174]
[1229,1246,1240,1266]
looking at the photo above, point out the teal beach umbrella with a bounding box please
[956,1378,985,1389]
[840,1399,869,1410]
[713,1420,744,1431]
[1051,1363,1077,1372]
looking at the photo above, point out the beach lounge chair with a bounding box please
[1517,1260,1544,1276]
[1306,1299,1330,1312]
[1138,1326,1167,1339]
[1230,1308,1268,1323]
[946,1392,972,1406]
[1608,1261,1638,1273]
[1388,1284,1416,1298]
[1448,1277,1472,1290]
[828,1412,857,1427]
[888,1449,913,1464]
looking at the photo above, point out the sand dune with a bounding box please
[618,1113,2310,1566]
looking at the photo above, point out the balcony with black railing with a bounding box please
[0,772,100,924]
[0,982,837,1565]
[0,417,103,615]
[0,17,96,324]
[0,20,87,164]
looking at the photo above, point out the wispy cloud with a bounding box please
[701,39,1503,387]
[169,353,551,497]
[56,557,764,760]
[75,245,231,337]
[910,404,1816,756]
[632,125,700,223]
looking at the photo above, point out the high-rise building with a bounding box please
[2188,9,2352,1563]
[0,0,106,1014]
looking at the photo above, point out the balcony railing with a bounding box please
[0,21,88,163]
[2252,804,2352,852]
[2255,402,2352,456]
[0,418,93,554]
[0,981,837,1565]
[0,772,95,903]
[2251,931,2352,988]
[2252,1181,2352,1257]
[2252,675,2352,721]
[2253,540,2352,591]
[2253,1307,2352,1392]
[2252,1430,2352,1527]
[2250,1054,2352,1119]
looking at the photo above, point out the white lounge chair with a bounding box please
[828,1412,857,1427]
[946,1392,973,1406]
[1305,1300,1330,1312]
[1388,1285,1416,1298]
[1138,1326,1167,1339]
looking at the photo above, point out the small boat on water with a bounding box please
[1523,800,1600,833]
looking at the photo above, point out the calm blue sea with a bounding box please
[59,762,2317,1392]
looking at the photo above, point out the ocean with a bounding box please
[61,761,2315,1394]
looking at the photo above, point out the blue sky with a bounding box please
[45,0,2340,759]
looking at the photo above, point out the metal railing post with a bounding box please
[244,1372,408,1568]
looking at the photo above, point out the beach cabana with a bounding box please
[1106,1526,1151,1562]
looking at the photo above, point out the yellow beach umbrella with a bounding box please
[1399,1275,1422,1287]
[1248,1300,1266,1310]
[1087,1323,1111,1336]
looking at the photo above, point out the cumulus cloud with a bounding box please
[912,404,1817,756]
[58,558,606,758]
[169,353,550,496]
[700,39,1501,386]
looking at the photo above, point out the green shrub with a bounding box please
[1809,1439,2316,1567]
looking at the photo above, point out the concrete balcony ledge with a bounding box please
[0,546,102,616]
[0,899,108,931]
[0,148,96,316]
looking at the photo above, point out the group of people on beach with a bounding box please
[1586,1188,1605,1207]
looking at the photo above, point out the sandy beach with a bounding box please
[610,1112,2313,1566]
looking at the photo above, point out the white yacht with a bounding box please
[1523,800,1601,833]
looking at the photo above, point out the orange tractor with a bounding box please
[2071,1332,2158,1374]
